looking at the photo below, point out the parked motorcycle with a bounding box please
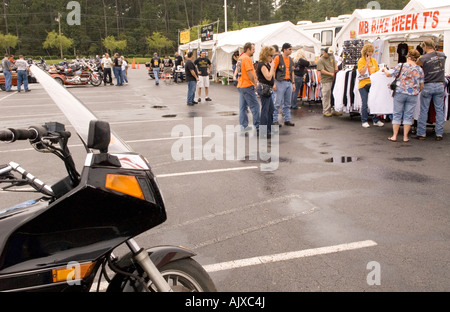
[0,65,217,292]
[49,60,102,87]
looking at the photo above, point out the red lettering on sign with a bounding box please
[405,14,411,31]
[399,15,405,31]
[359,21,368,35]
[423,11,430,29]
[412,13,418,30]
[432,11,439,28]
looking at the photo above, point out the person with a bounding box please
[101,53,113,86]
[357,44,384,128]
[237,42,260,133]
[256,46,276,137]
[382,49,424,142]
[291,48,310,109]
[416,39,447,141]
[15,55,31,92]
[185,51,199,106]
[317,47,341,117]
[162,55,174,79]
[173,51,184,83]
[194,50,212,102]
[121,56,128,84]
[150,52,161,85]
[232,50,239,86]
[2,54,13,92]
[272,43,295,126]
[112,53,123,86]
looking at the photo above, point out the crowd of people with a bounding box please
[99,53,129,86]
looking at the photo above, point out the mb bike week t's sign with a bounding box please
[358,7,450,37]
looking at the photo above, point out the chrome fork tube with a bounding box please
[125,239,172,292]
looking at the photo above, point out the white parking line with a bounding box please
[0,91,17,102]
[203,240,378,273]
[155,166,258,178]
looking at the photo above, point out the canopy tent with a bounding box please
[214,21,321,78]
[354,0,450,73]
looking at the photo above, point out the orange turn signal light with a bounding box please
[52,262,95,283]
[105,174,145,200]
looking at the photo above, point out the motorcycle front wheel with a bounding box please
[91,77,102,87]
[109,258,217,292]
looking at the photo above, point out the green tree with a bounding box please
[42,30,73,58]
[0,33,18,54]
[146,32,173,55]
[102,35,127,54]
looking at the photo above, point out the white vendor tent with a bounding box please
[214,21,321,78]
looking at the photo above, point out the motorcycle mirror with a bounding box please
[87,120,110,153]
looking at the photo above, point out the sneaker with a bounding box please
[187,103,194,106]
[323,112,332,117]
[373,121,384,127]
[284,121,295,126]
[241,126,252,132]
[197,98,201,102]
[205,97,212,101]
[332,111,343,116]
[362,122,370,128]
[435,136,443,141]
[192,101,198,104]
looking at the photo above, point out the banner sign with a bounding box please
[201,24,214,42]
[180,30,190,44]
[358,7,450,37]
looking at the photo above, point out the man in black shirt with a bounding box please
[194,50,212,102]
[150,52,161,85]
[174,52,184,83]
[185,51,199,105]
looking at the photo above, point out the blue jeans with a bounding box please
[238,86,260,130]
[153,67,160,84]
[359,87,380,123]
[392,93,418,125]
[113,67,123,85]
[291,76,303,108]
[122,69,128,83]
[417,82,446,137]
[3,70,11,91]
[257,84,274,134]
[273,81,292,123]
[174,71,183,83]
[17,70,29,91]
[187,80,197,104]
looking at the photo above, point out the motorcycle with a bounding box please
[49,60,102,87]
[0,65,217,292]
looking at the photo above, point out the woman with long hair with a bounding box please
[256,46,276,137]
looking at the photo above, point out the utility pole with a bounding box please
[58,12,63,59]
[3,0,8,34]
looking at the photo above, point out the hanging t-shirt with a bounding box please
[397,43,408,63]
[372,39,384,64]
[367,71,395,114]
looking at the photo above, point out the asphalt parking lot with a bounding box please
[1,66,449,292]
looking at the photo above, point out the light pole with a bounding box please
[224,0,227,32]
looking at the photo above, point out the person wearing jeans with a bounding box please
[1,54,13,92]
[416,39,447,141]
[15,55,30,92]
[184,51,198,105]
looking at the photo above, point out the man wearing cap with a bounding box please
[317,47,339,117]
[273,43,295,127]
[150,52,162,85]
[416,39,447,141]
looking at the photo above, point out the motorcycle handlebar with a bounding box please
[0,126,47,143]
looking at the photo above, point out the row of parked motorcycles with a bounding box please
[37,58,103,87]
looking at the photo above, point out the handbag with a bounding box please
[390,63,404,96]
[261,83,273,97]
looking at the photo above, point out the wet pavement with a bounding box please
[0,68,449,291]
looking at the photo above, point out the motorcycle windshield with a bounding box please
[29,65,133,154]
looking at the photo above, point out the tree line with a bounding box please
[0,0,408,58]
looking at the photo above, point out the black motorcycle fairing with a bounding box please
[0,163,167,274]
[106,245,196,292]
